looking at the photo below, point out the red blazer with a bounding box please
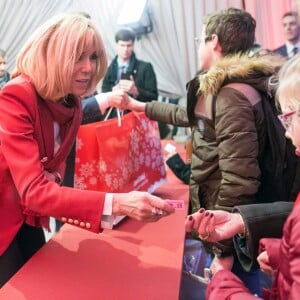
[0,75,105,256]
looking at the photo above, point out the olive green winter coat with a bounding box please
[145,53,284,255]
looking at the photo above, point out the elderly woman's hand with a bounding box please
[112,191,175,222]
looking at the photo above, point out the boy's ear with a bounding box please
[210,34,219,49]
[211,34,222,54]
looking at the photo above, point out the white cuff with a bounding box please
[101,193,114,229]
[95,93,110,114]
[102,193,113,216]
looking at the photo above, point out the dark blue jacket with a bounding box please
[273,44,288,57]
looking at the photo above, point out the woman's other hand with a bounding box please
[106,90,129,110]
[112,191,175,222]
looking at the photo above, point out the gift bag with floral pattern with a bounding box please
[74,112,166,193]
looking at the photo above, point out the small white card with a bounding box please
[164,143,176,153]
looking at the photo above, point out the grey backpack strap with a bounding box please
[224,83,261,106]
[212,83,261,122]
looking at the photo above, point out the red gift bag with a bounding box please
[74,112,167,193]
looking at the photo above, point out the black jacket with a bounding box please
[166,153,190,184]
[101,52,158,101]
[273,44,288,57]
[232,201,293,271]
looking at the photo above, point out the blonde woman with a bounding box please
[0,13,174,287]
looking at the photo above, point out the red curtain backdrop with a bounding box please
[244,0,295,50]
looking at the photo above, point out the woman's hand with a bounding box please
[185,208,245,242]
[106,90,130,110]
[112,191,175,222]
[257,251,273,276]
[107,91,145,112]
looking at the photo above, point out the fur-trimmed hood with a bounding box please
[198,53,286,97]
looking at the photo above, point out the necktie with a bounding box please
[293,47,298,56]
[118,65,127,80]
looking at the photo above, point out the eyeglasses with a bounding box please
[278,110,297,130]
[194,36,212,48]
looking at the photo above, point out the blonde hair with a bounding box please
[277,54,300,109]
[12,13,107,101]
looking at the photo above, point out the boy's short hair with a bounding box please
[204,7,256,56]
[282,11,298,20]
[115,28,136,43]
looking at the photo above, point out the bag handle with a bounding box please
[104,107,123,127]
[104,108,142,127]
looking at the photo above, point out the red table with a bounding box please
[0,141,189,300]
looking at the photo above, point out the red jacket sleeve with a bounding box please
[259,238,281,270]
[206,270,258,300]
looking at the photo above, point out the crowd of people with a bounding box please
[118,8,296,297]
[1,5,300,300]
[185,53,300,299]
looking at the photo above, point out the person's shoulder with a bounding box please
[2,74,37,104]
[107,56,118,67]
[5,74,34,92]
[136,59,155,72]
[132,55,152,66]
[273,44,287,55]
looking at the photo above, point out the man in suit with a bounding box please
[102,27,170,138]
[273,11,300,58]
[102,28,158,103]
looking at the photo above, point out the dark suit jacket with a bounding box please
[102,52,158,102]
[273,44,288,57]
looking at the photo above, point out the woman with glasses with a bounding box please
[185,54,300,299]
